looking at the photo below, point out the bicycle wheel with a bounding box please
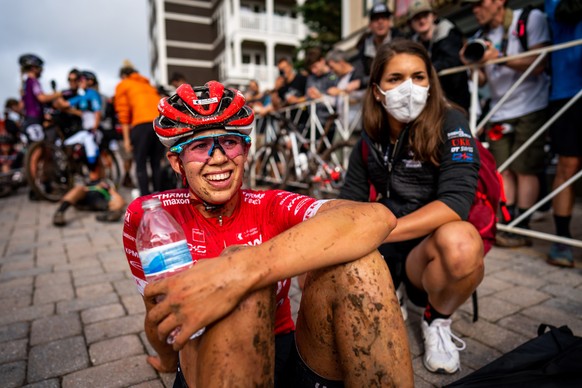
[248,143,289,189]
[311,140,355,198]
[98,149,121,188]
[25,142,72,202]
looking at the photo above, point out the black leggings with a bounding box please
[130,122,165,195]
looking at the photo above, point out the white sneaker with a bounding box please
[395,284,408,321]
[421,318,466,374]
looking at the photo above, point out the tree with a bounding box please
[296,0,342,54]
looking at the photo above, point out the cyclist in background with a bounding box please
[63,70,102,181]
[19,54,68,143]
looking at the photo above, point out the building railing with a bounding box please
[239,11,303,36]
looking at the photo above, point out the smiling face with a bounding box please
[167,129,249,215]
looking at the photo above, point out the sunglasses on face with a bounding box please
[170,133,251,163]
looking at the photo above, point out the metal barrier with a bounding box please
[251,39,582,249]
[440,39,582,249]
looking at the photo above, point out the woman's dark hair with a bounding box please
[362,39,447,165]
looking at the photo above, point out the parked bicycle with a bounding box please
[25,112,121,202]
[247,113,355,198]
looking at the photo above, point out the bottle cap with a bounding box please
[142,197,162,210]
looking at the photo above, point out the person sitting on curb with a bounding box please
[53,179,126,227]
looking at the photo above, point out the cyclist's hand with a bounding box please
[146,355,178,373]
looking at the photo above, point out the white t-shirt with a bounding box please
[482,8,550,122]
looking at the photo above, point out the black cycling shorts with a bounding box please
[172,331,344,388]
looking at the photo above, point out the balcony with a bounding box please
[239,11,304,37]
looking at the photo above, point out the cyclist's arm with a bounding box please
[143,296,179,373]
[145,199,396,349]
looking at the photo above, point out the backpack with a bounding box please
[445,324,582,387]
[361,138,505,256]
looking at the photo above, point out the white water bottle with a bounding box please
[136,197,205,340]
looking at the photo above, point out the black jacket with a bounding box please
[339,109,480,220]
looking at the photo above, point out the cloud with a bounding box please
[0,0,151,106]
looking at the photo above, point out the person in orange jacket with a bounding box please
[114,61,164,196]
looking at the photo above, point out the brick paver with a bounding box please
[0,188,581,387]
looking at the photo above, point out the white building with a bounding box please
[148,0,308,90]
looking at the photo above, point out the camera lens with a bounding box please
[465,39,487,63]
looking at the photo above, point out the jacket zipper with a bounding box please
[385,125,409,199]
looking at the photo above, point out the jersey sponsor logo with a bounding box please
[193,97,218,105]
[451,138,471,147]
[451,146,474,153]
[123,231,136,242]
[403,159,422,168]
[303,199,329,220]
[294,198,312,215]
[161,197,190,206]
[124,210,131,225]
[245,234,263,246]
[236,227,259,241]
[447,127,471,139]
[154,192,190,200]
[125,247,140,258]
[192,229,205,243]
[129,259,143,271]
[452,152,474,162]
[190,244,207,254]
[243,192,265,205]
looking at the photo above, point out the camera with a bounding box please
[464,38,489,63]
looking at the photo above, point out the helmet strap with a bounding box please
[178,160,225,213]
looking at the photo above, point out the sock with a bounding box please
[505,204,516,223]
[554,215,572,238]
[423,302,451,324]
[57,201,72,213]
[517,208,531,229]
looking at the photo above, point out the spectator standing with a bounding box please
[356,3,402,77]
[114,61,164,196]
[339,40,483,374]
[169,72,187,90]
[461,0,551,247]
[325,49,367,131]
[545,0,582,267]
[408,0,471,110]
[4,98,23,139]
[64,71,102,180]
[58,68,83,138]
[277,56,308,127]
[304,48,338,141]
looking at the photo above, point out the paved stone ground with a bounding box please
[1,186,581,387]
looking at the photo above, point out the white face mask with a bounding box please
[376,79,430,123]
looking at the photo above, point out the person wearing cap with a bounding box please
[408,0,470,110]
[356,3,402,77]
[460,0,551,248]
[114,61,163,196]
[122,81,413,387]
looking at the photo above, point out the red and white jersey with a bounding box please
[122,188,327,335]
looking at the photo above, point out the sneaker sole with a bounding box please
[422,358,459,374]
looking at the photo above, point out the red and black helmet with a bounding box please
[153,80,254,147]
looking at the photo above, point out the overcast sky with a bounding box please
[1,0,151,108]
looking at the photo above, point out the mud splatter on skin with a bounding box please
[347,293,365,310]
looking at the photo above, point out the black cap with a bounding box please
[369,3,393,19]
